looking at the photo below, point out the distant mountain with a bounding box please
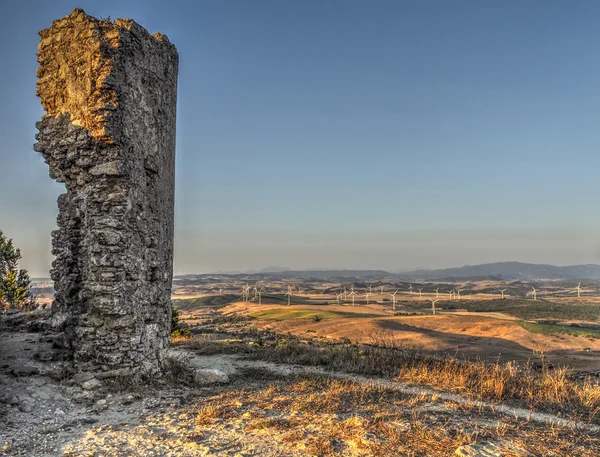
[401,262,600,280]
[193,262,600,281]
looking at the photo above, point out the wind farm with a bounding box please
[158,264,600,457]
[166,264,600,376]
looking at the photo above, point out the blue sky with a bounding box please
[1,1,600,275]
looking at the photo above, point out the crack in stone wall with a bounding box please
[34,9,178,377]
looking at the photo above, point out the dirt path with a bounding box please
[171,351,599,432]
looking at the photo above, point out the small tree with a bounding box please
[170,305,191,340]
[0,230,34,311]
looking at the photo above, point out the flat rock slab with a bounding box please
[193,368,229,386]
[81,378,104,390]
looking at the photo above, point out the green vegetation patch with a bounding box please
[517,321,600,338]
[172,294,237,311]
[249,308,379,321]
[462,299,600,322]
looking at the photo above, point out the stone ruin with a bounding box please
[34,9,178,377]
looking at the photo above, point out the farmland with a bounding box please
[172,274,600,375]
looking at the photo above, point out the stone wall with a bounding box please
[34,9,178,377]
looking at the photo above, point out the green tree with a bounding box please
[0,230,34,311]
[170,305,191,340]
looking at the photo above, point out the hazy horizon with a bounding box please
[13,226,600,278]
[2,1,600,277]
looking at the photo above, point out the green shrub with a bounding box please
[171,327,192,340]
[170,305,191,340]
[0,230,35,311]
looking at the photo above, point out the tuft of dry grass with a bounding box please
[305,436,336,456]
[195,402,226,426]
[246,417,293,431]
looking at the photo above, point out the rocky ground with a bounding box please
[0,310,281,457]
[1,309,599,456]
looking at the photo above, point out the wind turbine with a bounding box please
[576,283,582,298]
[365,291,371,305]
[435,288,439,298]
[408,284,413,294]
[417,288,423,298]
[380,285,384,294]
[499,289,506,299]
[336,293,341,306]
[242,284,251,302]
[218,286,223,295]
[253,286,258,301]
[349,288,357,306]
[257,287,264,305]
[456,289,462,300]
[448,289,454,300]
[286,285,293,306]
[430,299,439,315]
[531,287,537,301]
[390,290,398,311]
[368,284,372,294]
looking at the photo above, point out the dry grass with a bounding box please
[176,316,600,425]
[393,350,600,419]
[260,339,600,423]
[195,402,229,426]
[187,373,600,456]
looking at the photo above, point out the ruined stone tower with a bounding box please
[34,9,178,377]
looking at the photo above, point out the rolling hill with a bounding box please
[401,262,600,280]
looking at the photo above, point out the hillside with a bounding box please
[175,262,600,282]
[401,262,600,280]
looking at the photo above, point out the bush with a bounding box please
[171,305,191,341]
[0,230,35,312]
[171,327,192,340]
